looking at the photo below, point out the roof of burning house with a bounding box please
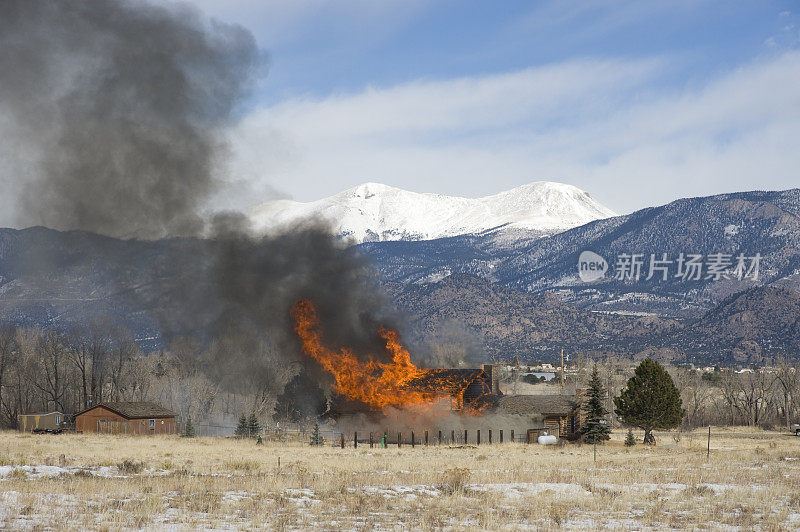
[328,369,486,416]
[76,401,175,419]
[475,394,579,416]
[404,369,483,394]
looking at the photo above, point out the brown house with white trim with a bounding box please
[75,402,176,435]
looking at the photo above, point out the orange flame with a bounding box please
[291,299,454,410]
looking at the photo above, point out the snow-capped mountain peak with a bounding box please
[249,181,616,243]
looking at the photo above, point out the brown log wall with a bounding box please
[76,406,176,435]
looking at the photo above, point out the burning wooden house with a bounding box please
[327,362,583,441]
[403,364,501,410]
[292,299,583,441]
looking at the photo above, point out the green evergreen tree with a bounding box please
[235,413,248,438]
[310,422,324,446]
[614,358,685,444]
[624,428,636,447]
[182,417,196,438]
[580,364,612,444]
[247,413,260,438]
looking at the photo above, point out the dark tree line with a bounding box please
[573,355,800,433]
[0,321,304,431]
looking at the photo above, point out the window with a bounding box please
[55,415,61,425]
[149,419,155,429]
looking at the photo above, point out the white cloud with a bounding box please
[177,0,430,47]
[223,51,800,214]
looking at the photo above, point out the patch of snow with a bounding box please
[724,224,740,237]
[0,464,148,479]
[282,488,319,505]
[222,490,251,503]
[471,482,591,498]
[701,483,752,494]
[362,485,440,499]
[250,181,616,243]
[596,482,686,493]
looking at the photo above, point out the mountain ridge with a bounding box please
[249,181,616,243]
[1,188,800,364]
[359,188,800,316]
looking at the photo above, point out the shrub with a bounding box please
[625,429,636,447]
[235,414,249,438]
[682,485,713,497]
[439,467,471,495]
[247,413,260,437]
[310,423,324,446]
[117,459,145,474]
[182,417,196,438]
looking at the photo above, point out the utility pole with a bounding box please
[561,348,565,391]
[512,353,520,395]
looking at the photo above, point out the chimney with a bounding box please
[482,364,500,395]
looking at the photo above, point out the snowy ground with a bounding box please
[0,429,798,530]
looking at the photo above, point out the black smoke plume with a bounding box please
[0,0,402,409]
[1,0,257,238]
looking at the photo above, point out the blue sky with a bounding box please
[186,0,800,214]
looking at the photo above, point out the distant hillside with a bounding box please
[360,189,800,317]
[677,286,800,364]
[390,275,800,365]
[385,274,678,361]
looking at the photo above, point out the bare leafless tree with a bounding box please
[772,356,799,428]
[0,324,18,427]
[108,328,138,401]
[673,368,715,428]
[30,331,70,412]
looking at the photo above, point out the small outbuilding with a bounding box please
[493,394,583,440]
[19,411,66,432]
[471,393,584,441]
[75,402,176,435]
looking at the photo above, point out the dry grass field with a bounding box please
[0,428,799,530]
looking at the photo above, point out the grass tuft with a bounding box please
[223,458,260,472]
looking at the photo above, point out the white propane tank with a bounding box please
[538,432,557,445]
